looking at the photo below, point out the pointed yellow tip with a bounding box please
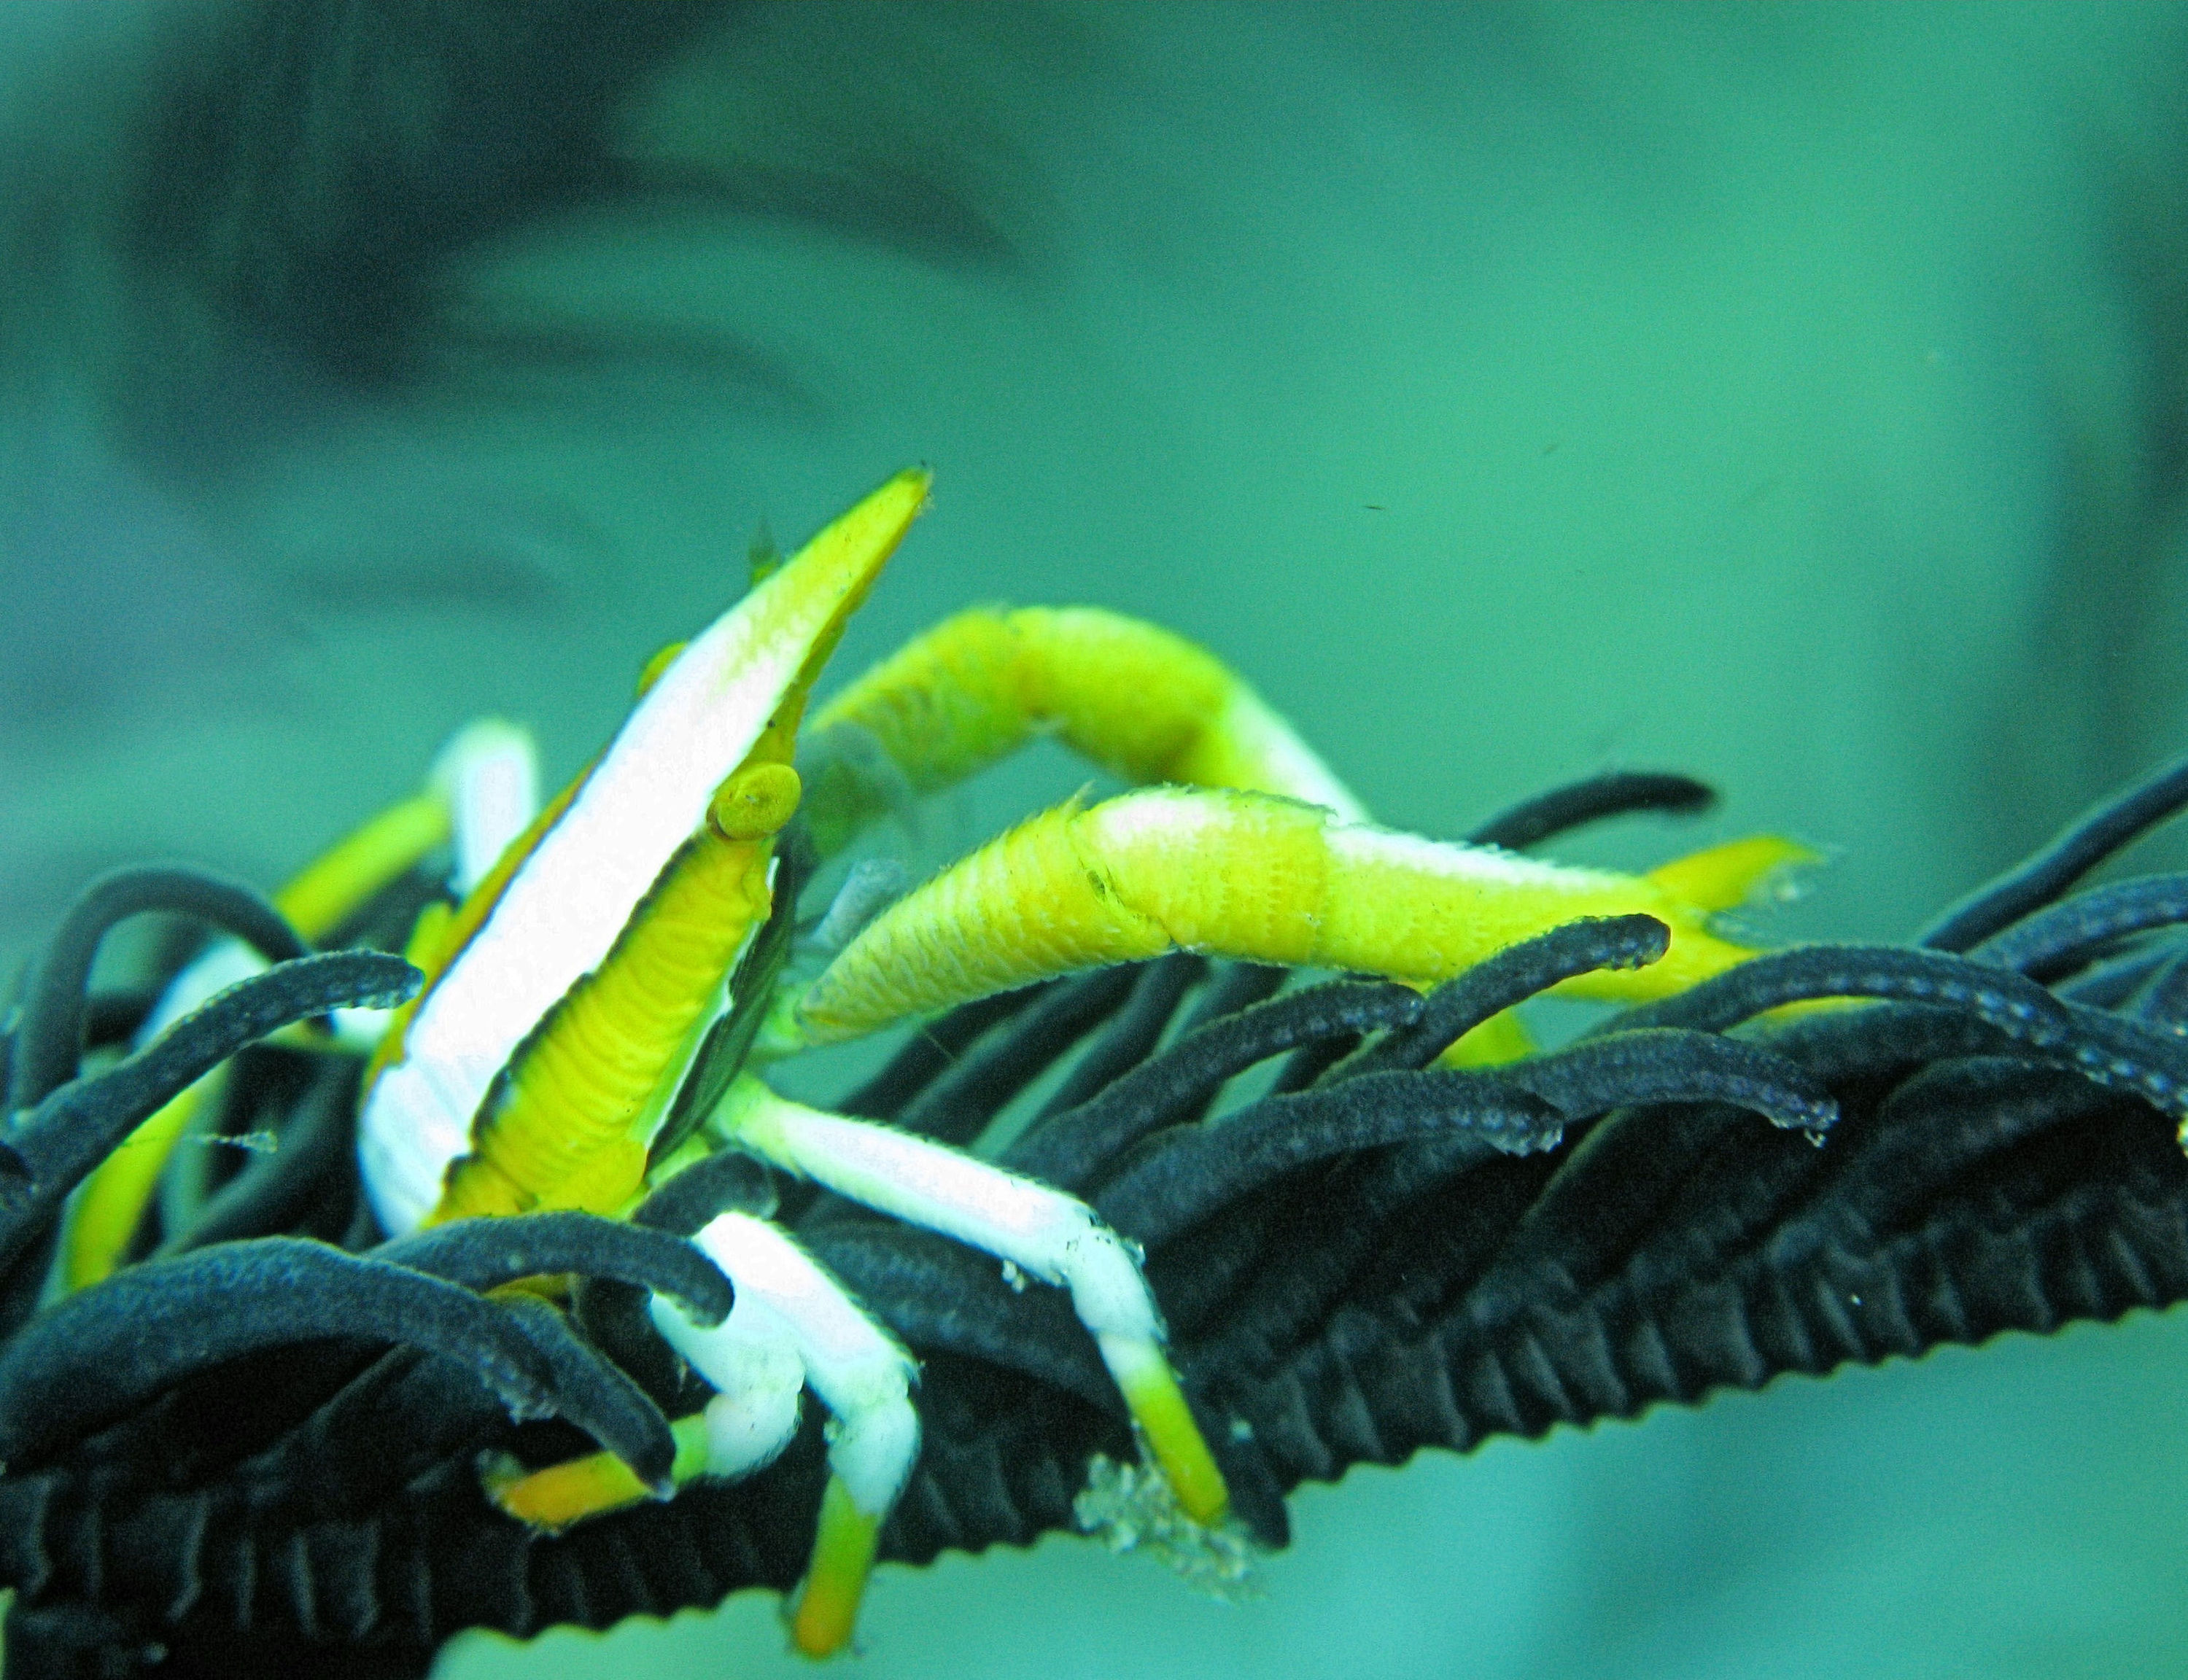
[791,1476,883,1657]
[795,468,931,602]
[753,468,935,755]
[1117,1350,1230,1527]
[1647,833,1820,914]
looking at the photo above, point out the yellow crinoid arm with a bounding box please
[798,785,1809,1043]
[413,472,931,1227]
[799,604,1368,857]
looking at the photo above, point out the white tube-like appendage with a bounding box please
[718,1085,1173,1348]
[716,1078,1230,1523]
[719,1077,1166,1348]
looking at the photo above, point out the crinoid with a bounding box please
[5,476,2188,1678]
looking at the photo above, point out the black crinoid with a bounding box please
[4,761,2188,1679]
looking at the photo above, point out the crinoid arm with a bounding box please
[23,467,2188,1679]
[61,719,539,1294]
[12,758,2188,1676]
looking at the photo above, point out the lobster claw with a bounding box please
[359,469,931,1237]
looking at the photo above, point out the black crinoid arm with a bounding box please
[9,762,2188,1678]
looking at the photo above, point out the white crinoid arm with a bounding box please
[713,1073,1228,1528]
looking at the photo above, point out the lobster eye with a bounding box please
[708,762,803,843]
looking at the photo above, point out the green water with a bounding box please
[5,4,2188,1675]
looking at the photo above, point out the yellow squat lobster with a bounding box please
[63,470,1806,1656]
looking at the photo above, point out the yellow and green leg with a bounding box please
[796,784,1807,1046]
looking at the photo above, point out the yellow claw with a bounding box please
[799,785,1808,1043]
[801,604,1366,857]
[408,472,931,1228]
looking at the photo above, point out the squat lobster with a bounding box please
[69,469,1806,1656]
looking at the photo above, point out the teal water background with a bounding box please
[5,4,2188,1675]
